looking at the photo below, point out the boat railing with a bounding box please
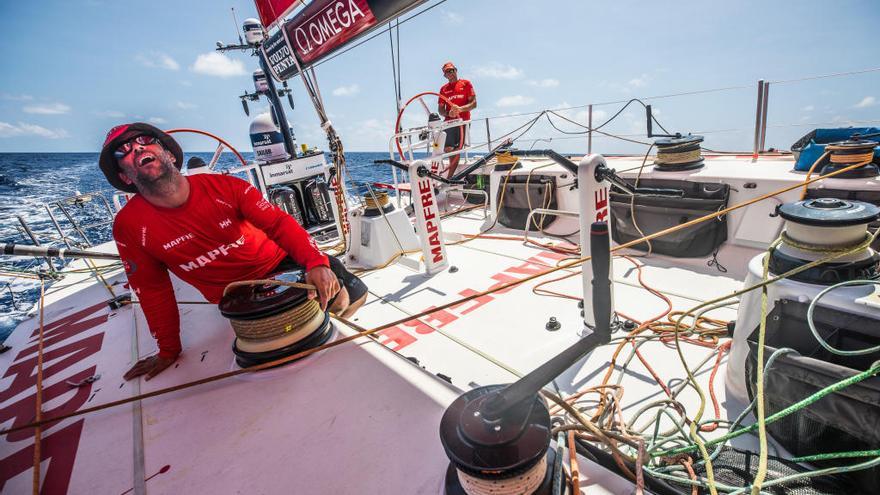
[464,66,880,158]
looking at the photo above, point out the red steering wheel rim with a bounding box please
[394,91,457,160]
[165,128,248,168]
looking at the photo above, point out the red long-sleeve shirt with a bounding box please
[113,174,329,359]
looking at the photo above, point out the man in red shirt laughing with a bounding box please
[99,123,367,380]
[438,61,477,178]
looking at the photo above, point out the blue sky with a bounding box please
[0,0,878,153]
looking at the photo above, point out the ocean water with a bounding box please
[0,151,403,342]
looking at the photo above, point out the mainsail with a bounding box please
[260,0,426,80]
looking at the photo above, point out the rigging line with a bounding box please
[311,0,452,70]
[395,17,402,103]
[3,160,871,435]
[388,22,400,113]
[768,66,880,85]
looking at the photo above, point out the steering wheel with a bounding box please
[165,128,248,169]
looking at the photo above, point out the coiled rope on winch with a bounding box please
[456,457,547,495]
[655,141,703,166]
[827,141,877,166]
[221,279,322,345]
[363,190,390,210]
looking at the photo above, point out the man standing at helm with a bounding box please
[99,123,367,381]
[438,61,477,178]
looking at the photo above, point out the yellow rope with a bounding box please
[656,148,702,165]
[829,151,875,164]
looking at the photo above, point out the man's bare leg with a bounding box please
[327,287,367,318]
[445,146,461,178]
[341,292,367,318]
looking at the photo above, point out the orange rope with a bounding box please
[568,430,581,494]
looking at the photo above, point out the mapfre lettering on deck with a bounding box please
[0,301,108,494]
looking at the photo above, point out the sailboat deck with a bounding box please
[4,158,840,493]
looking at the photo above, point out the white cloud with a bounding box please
[496,95,535,108]
[23,102,71,115]
[442,10,463,24]
[474,62,523,80]
[527,79,559,88]
[599,73,652,93]
[149,117,167,124]
[1,93,33,101]
[627,75,648,88]
[135,51,180,71]
[0,121,69,139]
[93,110,125,118]
[801,105,814,112]
[332,84,361,97]
[176,101,197,110]
[855,96,876,108]
[191,52,246,78]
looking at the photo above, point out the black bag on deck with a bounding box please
[610,178,728,257]
[496,175,558,231]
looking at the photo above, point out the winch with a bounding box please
[219,270,334,368]
[726,197,880,491]
[653,134,705,172]
[769,197,880,284]
[819,139,879,178]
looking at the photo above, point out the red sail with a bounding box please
[254,0,302,28]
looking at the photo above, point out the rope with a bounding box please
[456,457,546,495]
[807,279,880,356]
[32,277,46,495]
[363,190,390,210]
[1,158,871,437]
[656,148,702,165]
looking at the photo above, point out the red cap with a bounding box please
[98,122,183,193]
[442,62,456,72]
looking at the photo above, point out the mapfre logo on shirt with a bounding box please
[178,236,246,272]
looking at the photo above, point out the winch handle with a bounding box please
[478,222,614,421]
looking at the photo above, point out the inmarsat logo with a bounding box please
[179,236,246,272]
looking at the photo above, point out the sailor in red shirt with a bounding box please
[438,61,477,178]
[98,123,367,380]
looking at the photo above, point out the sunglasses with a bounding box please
[114,135,159,160]
[444,68,456,74]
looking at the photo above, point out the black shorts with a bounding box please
[444,124,465,150]
[271,255,368,305]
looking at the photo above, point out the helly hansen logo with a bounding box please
[179,236,246,272]
[219,218,232,229]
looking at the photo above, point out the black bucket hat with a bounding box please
[99,122,183,193]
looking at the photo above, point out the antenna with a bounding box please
[231,7,243,45]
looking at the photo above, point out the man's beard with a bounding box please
[132,153,179,195]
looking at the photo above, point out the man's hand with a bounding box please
[124,354,177,381]
[306,265,340,311]
[449,105,461,118]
